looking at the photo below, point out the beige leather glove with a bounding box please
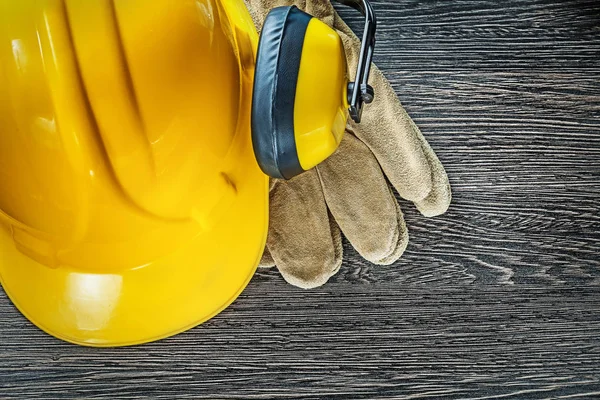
[245,0,451,288]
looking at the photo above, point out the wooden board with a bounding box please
[1,285,599,399]
[1,0,599,398]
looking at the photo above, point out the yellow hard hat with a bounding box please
[0,0,377,346]
[0,0,268,347]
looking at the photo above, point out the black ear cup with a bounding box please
[251,6,312,180]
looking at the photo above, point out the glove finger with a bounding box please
[258,247,276,268]
[336,28,434,202]
[267,171,342,289]
[336,20,451,214]
[258,178,278,268]
[409,118,452,217]
[355,66,435,202]
[350,76,451,216]
[317,134,408,265]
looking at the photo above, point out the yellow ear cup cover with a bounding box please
[251,6,311,180]
[251,6,350,180]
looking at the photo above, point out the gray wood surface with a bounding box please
[1,0,599,398]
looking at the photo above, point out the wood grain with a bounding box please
[1,0,600,398]
[1,285,599,399]
[335,0,600,287]
[339,0,600,69]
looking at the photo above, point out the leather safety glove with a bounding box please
[245,0,452,288]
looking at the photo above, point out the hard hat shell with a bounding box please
[0,0,267,346]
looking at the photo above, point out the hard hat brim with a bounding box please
[0,177,268,347]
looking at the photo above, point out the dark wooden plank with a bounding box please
[338,0,600,69]
[333,0,600,286]
[1,284,599,399]
[335,68,600,286]
[1,0,600,398]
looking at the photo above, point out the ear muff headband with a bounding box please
[251,0,377,180]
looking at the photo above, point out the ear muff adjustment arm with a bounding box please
[347,81,374,112]
[337,0,377,123]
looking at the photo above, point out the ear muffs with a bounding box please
[251,6,311,180]
[252,1,377,180]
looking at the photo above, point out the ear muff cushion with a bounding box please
[251,6,312,180]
